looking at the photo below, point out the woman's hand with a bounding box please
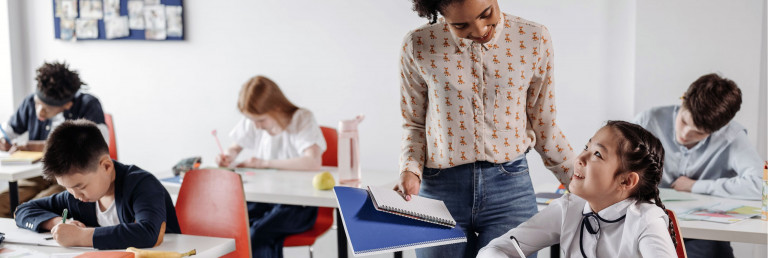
[393,171,421,201]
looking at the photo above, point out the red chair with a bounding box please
[104,113,118,160]
[666,209,687,258]
[283,126,337,257]
[176,169,251,258]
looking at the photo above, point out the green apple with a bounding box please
[312,171,335,190]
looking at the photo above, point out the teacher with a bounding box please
[394,0,575,257]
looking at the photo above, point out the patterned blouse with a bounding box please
[399,13,575,185]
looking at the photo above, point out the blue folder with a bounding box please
[333,186,466,256]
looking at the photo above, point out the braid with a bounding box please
[605,121,677,250]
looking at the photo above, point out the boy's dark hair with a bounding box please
[412,0,464,24]
[605,121,676,250]
[682,73,741,133]
[42,119,109,180]
[35,61,85,102]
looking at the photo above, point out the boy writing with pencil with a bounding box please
[14,119,180,249]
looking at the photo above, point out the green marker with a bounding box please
[61,208,68,224]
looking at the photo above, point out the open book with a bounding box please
[0,151,43,165]
[367,185,456,228]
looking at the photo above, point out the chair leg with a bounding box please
[308,245,314,258]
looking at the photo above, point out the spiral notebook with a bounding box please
[367,185,456,228]
[334,186,466,256]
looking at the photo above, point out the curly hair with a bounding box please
[605,120,677,249]
[35,61,85,101]
[411,0,465,24]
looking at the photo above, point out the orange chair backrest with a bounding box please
[104,113,118,160]
[176,169,251,258]
[320,127,338,167]
[666,209,687,258]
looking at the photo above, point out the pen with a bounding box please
[0,126,11,144]
[211,130,224,155]
[61,208,68,224]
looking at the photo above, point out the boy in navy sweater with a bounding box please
[14,119,180,249]
[0,61,107,218]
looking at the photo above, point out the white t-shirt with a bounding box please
[229,108,327,160]
[96,201,120,227]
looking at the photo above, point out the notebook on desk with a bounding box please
[334,186,466,256]
[0,151,43,165]
[367,185,456,228]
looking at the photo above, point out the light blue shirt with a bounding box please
[635,105,763,200]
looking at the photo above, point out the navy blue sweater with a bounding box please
[9,93,105,141]
[14,161,181,249]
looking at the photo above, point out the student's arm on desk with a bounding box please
[237,144,322,171]
[478,196,564,258]
[691,133,763,200]
[16,191,75,233]
[92,175,169,250]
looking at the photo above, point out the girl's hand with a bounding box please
[236,157,267,168]
[215,154,233,167]
[393,171,421,201]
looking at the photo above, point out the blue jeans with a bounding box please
[415,155,539,258]
[248,202,318,258]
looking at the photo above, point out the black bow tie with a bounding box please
[579,212,627,258]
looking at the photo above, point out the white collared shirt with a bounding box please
[478,194,677,258]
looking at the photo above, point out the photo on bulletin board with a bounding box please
[52,0,184,41]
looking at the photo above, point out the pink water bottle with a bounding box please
[338,115,364,184]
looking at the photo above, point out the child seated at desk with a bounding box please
[14,119,180,249]
[215,75,326,258]
[0,61,109,218]
[634,73,763,258]
[478,121,677,258]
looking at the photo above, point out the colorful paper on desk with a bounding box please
[674,203,761,224]
[0,151,43,166]
[659,188,697,202]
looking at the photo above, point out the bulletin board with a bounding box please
[52,0,184,41]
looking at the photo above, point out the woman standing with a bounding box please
[395,0,575,257]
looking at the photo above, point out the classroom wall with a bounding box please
[635,0,768,159]
[10,0,636,189]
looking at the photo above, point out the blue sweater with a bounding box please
[14,161,181,249]
[9,93,105,141]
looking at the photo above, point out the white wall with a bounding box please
[636,0,766,154]
[13,0,635,190]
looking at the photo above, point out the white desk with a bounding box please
[0,162,43,214]
[535,185,768,244]
[160,167,400,258]
[0,218,236,257]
